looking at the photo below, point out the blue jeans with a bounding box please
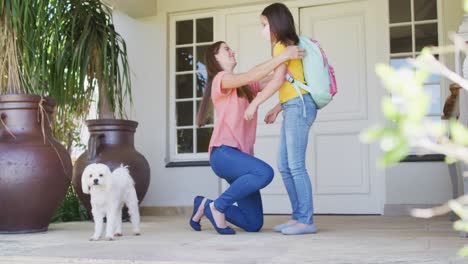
[210,145,274,232]
[278,94,317,225]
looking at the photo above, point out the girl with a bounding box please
[244,3,318,235]
[191,41,304,234]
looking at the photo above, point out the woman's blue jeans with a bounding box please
[210,145,274,232]
[278,94,317,225]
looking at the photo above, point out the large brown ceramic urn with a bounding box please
[0,94,72,233]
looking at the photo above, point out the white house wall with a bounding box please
[386,163,453,204]
[113,11,219,208]
[112,0,465,214]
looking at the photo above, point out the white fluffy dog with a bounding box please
[82,163,141,241]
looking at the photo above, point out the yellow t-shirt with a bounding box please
[273,42,307,103]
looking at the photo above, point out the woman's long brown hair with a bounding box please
[197,41,254,127]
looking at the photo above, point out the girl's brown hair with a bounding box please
[197,41,253,127]
[261,3,299,46]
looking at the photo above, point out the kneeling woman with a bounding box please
[191,41,303,234]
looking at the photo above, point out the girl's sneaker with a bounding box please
[281,224,317,235]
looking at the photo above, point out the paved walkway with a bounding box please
[0,215,466,264]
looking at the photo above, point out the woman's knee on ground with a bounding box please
[243,219,264,232]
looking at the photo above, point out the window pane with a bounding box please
[414,0,437,21]
[176,101,193,126]
[390,26,412,53]
[196,45,209,71]
[424,84,441,115]
[389,0,411,23]
[196,71,208,97]
[177,129,193,153]
[425,73,440,83]
[415,23,438,51]
[176,20,193,45]
[425,72,440,83]
[176,74,193,99]
[196,18,213,43]
[197,128,213,153]
[197,100,213,125]
[390,56,440,82]
[390,57,412,69]
[176,47,193,72]
[409,54,440,83]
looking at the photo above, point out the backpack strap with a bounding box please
[285,70,295,83]
[285,72,313,117]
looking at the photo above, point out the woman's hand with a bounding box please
[282,46,305,60]
[244,102,259,121]
[264,107,280,124]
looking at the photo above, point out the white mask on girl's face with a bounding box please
[261,24,271,41]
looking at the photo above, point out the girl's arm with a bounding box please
[264,103,282,124]
[244,64,287,120]
[221,46,303,90]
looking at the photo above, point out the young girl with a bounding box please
[244,3,318,235]
[191,41,304,234]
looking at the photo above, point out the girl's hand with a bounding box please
[264,108,280,124]
[244,103,258,121]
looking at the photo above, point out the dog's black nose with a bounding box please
[93,179,99,184]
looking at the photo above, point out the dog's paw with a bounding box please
[105,236,115,241]
[89,236,100,241]
[114,233,123,237]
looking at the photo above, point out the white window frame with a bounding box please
[168,11,218,163]
[388,0,446,156]
[388,0,443,118]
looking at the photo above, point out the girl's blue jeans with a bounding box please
[278,94,317,224]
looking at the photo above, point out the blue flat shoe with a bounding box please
[203,200,236,235]
[189,196,204,231]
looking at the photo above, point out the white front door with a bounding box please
[222,0,387,214]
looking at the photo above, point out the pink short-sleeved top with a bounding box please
[208,71,260,156]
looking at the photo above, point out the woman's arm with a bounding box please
[221,46,303,89]
[258,74,274,91]
[244,64,287,120]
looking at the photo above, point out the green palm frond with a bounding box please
[60,0,132,119]
[0,0,133,149]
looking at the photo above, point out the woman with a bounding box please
[244,3,318,235]
[190,41,304,235]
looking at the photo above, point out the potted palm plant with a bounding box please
[68,0,150,215]
[0,0,74,233]
[0,0,146,231]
